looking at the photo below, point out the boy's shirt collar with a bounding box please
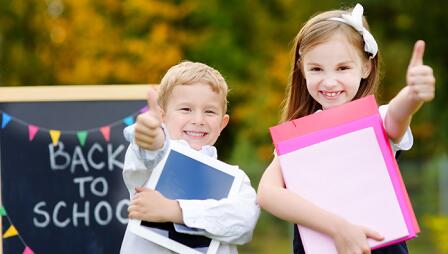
[174,139,218,159]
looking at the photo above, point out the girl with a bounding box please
[257,4,435,254]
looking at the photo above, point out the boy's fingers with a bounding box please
[408,40,425,68]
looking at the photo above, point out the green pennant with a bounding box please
[76,131,88,146]
[0,206,6,216]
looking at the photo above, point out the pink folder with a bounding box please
[270,96,419,253]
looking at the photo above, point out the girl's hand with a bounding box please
[128,187,183,223]
[332,219,384,254]
[134,88,165,150]
[406,40,436,103]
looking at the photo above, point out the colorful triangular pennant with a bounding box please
[76,131,88,146]
[0,206,6,216]
[28,125,39,141]
[3,225,18,238]
[49,129,61,145]
[100,126,111,142]
[139,105,148,113]
[23,246,35,254]
[123,116,134,126]
[1,112,12,128]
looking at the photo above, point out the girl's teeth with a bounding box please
[323,91,340,97]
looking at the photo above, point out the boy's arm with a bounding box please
[176,172,260,245]
[385,40,435,143]
[122,89,168,195]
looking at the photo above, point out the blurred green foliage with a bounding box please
[1,0,447,253]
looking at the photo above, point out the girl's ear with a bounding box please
[362,59,372,79]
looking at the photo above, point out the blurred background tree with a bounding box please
[1,0,447,253]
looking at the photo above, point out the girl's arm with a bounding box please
[385,40,435,143]
[257,157,383,253]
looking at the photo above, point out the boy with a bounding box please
[120,61,260,254]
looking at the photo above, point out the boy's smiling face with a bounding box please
[162,83,229,150]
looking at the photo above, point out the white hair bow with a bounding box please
[329,3,378,58]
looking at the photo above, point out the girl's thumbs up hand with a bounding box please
[134,88,165,150]
[406,40,436,102]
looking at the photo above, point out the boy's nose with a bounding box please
[192,112,205,124]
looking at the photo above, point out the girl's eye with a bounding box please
[338,66,350,71]
[180,107,191,112]
[310,67,322,72]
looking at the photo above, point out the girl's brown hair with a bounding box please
[281,8,381,122]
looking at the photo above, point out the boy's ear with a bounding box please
[362,60,372,79]
[220,114,230,131]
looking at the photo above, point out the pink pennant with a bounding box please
[100,126,110,142]
[23,246,35,254]
[28,125,39,141]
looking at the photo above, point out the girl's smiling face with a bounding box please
[302,33,372,109]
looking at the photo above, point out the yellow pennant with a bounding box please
[49,129,61,145]
[3,225,18,238]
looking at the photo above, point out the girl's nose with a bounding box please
[321,76,338,88]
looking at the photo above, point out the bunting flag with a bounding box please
[28,125,39,141]
[2,112,12,128]
[123,116,134,126]
[100,126,111,142]
[3,225,19,238]
[23,246,35,254]
[139,105,148,113]
[76,131,88,146]
[49,129,61,145]
[0,206,7,216]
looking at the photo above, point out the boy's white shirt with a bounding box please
[120,125,260,254]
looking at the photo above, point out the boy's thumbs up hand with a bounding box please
[406,40,435,102]
[134,88,165,150]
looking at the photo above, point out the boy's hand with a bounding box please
[128,187,183,223]
[406,40,436,102]
[134,88,165,150]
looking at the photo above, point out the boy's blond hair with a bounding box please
[158,61,228,113]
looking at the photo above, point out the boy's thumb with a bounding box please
[146,88,161,118]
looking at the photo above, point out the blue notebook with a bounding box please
[129,141,243,254]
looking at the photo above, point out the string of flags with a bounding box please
[0,105,148,146]
[1,206,34,254]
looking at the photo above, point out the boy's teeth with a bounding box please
[186,131,204,137]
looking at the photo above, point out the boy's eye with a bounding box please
[180,107,191,112]
[205,110,216,114]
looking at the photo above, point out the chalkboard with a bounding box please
[0,85,149,254]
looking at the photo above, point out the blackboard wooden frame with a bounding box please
[0,84,150,254]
